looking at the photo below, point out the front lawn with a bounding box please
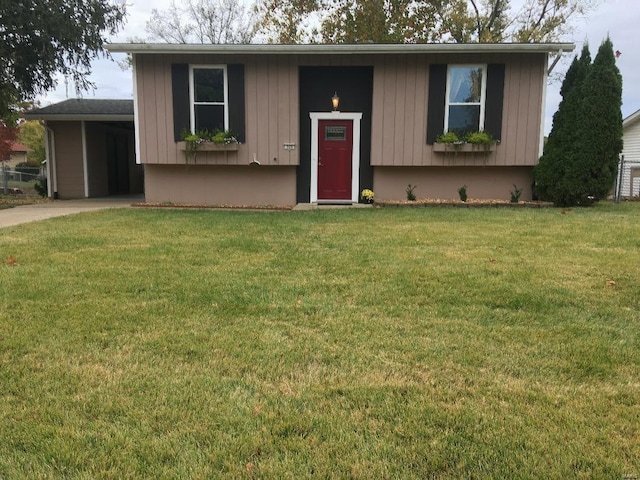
[0,204,638,478]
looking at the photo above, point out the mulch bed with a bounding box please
[132,200,554,210]
[377,199,554,208]
[131,202,293,211]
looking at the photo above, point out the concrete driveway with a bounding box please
[0,196,142,229]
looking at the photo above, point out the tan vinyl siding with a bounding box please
[144,164,296,206]
[49,121,85,199]
[134,51,546,170]
[374,166,534,201]
[371,53,546,167]
[134,54,300,167]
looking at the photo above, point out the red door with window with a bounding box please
[317,120,353,201]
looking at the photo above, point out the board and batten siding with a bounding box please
[134,53,299,167]
[621,116,640,197]
[370,53,546,167]
[135,52,546,169]
[48,121,85,199]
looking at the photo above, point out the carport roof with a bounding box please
[25,99,134,121]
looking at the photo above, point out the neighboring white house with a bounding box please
[620,109,640,197]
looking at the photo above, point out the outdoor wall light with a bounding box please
[331,92,340,111]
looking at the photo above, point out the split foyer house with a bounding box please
[31,43,575,205]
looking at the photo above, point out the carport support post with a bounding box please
[615,154,624,203]
[2,162,7,195]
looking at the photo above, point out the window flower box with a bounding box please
[433,142,496,153]
[177,141,239,152]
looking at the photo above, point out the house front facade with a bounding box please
[108,43,574,206]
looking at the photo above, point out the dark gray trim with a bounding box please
[227,64,246,142]
[171,64,190,141]
[298,66,373,204]
[426,64,447,144]
[485,64,505,142]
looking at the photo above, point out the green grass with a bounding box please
[1,203,639,478]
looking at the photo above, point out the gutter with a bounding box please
[107,42,576,56]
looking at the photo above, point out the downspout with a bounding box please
[547,49,565,76]
[81,120,89,197]
[132,53,141,165]
[539,49,568,158]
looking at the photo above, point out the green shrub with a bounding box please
[34,175,47,197]
[510,184,522,203]
[458,185,468,202]
[406,184,417,201]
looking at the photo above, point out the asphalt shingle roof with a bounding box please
[26,99,133,119]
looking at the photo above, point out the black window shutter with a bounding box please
[171,64,190,142]
[485,64,505,141]
[426,64,447,145]
[227,64,246,143]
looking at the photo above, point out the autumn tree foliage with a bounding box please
[535,38,623,206]
[0,0,126,122]
[146,0,257,44]
[0,123,19,164]
[254,0,593,44]
[18,121,46,165]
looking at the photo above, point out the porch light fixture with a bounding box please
[331,92,340,111]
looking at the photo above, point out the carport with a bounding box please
[26,99,143,199]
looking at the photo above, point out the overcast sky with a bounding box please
[37,0,640,133]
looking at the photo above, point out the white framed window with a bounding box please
[189,65,229,133]
[444,65,487,134]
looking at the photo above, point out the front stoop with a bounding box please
[293,203,374,211]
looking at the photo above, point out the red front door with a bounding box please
[317,119,353,201]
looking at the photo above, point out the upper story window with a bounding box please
[444,65,487,134]
[189,65,228,133]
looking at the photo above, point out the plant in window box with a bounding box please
[434,131,465,152]
[434,130,497,153]
[465,131,496,151]
[436,131,463,145]
[181,130,208,162]
[180,129,240,162]
[360,188,375,204]
[210,130,239,145]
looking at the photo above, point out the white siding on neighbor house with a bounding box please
[621,115,640,197]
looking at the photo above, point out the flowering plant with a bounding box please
[360,189,375,203]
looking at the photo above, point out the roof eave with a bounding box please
[623,108,640,128]
[106,42,575,55]
[24,114,134,122]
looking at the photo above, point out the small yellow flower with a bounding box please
[361,189,374,200]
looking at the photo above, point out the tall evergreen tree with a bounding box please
[572,37,623,203]
[534,45,591,205]
[535,38,623,206]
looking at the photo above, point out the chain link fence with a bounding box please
[1,163,46,196]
